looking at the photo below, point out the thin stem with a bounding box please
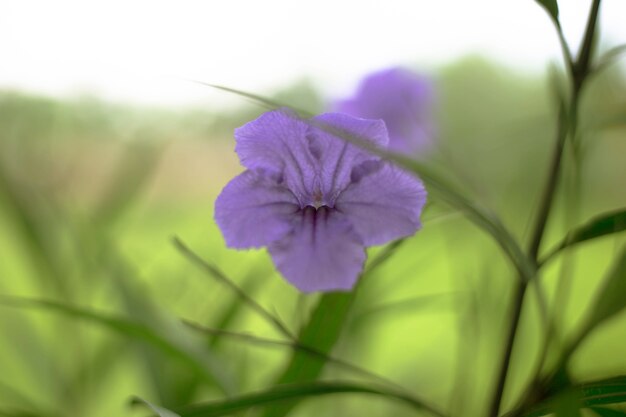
[487,279,527,417]
[489,1,602,416]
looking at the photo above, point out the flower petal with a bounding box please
[234,109,319,205]
[214,170,299,248]
[268,207,366,292]
[308,113,388,204]
[335,161,427,246]
[334,67,434,153]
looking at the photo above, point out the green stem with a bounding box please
[489,1,602,415]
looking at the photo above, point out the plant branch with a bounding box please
[489,1,603,416]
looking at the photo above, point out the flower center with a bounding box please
[310,189,326,209]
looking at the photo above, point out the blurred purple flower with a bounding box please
[334,67,434,154]
[215,109,426,292]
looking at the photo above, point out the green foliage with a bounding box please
[173,381,441,417]
[542,209,626,264]
[521,376,626,417]
[132,397,181,417]
[590,407,626,417]
[1,50,625,417]
[535,0,559,21]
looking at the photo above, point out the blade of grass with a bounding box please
[0,296,228,393]
[131,397,181,417]
[182,320,404,392]
[173,237,295,340]
[173,381,446,417]
[540,209,626,265]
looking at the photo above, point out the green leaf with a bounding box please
[536,0,559,21]
[520,376,626,417]
[93,142,162,226]
[259,292,355,417]
[174,382,443,417]
[590,406,626,417]
[0,296,228,392]
[131,397,181,417]
[541,209,626,264]
[173,238,294,340]
[584,248,626,337]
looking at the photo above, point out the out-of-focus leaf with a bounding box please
[174,382,444,417]
[173,238,294,339]
[582,248,626,339]
[0,296,227,392]
[541,209,626,265]
[0,163,67,295]
[131,397,181,417]
[259,292,353,417]
[352,292,459,325]
[519,376,626,417]
[191,81,313,117]
[93,142,162,226]
[535,0,559,21]
[590,406,626,416]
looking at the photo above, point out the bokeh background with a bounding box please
[1,1,625,416]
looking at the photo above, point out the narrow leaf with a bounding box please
[174,382,444,417]
[131,397,181,417]
[0,296,224,389]
[536,0,559,21]
[541,209,626,264]
[590,406,626,416]
[519,376,626,417]
[584,248,626,339]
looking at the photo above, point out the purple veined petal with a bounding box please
[234,109,319,205]
[307,113,388,205]
[334,67,434,154]
[335,161,427,246]
[268,206,366,292]
[214,170,300,249]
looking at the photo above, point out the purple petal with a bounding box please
[234,109,319,205]
[335,161,427,246]
[268,207,366,292]
[308,113,388,204]
[214,170,299,248]
[334,67,434,154]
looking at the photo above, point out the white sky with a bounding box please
[0,0,624,106]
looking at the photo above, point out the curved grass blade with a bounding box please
[0,296,227,391]
[551,247,626,365]
[590,407,626,417]
[535,0,559,21]
[93,142,162,226]
[190,81,314,118]
[540,209,626,265]
[182,320,406,389]
[515,376,626,417]
[131,397,181,417]
[172,237,294,340]
[173,381,446,417]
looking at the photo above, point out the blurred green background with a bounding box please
[0,57,625,417]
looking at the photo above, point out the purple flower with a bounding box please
[214,109,426,292]
[334,67,434,154]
